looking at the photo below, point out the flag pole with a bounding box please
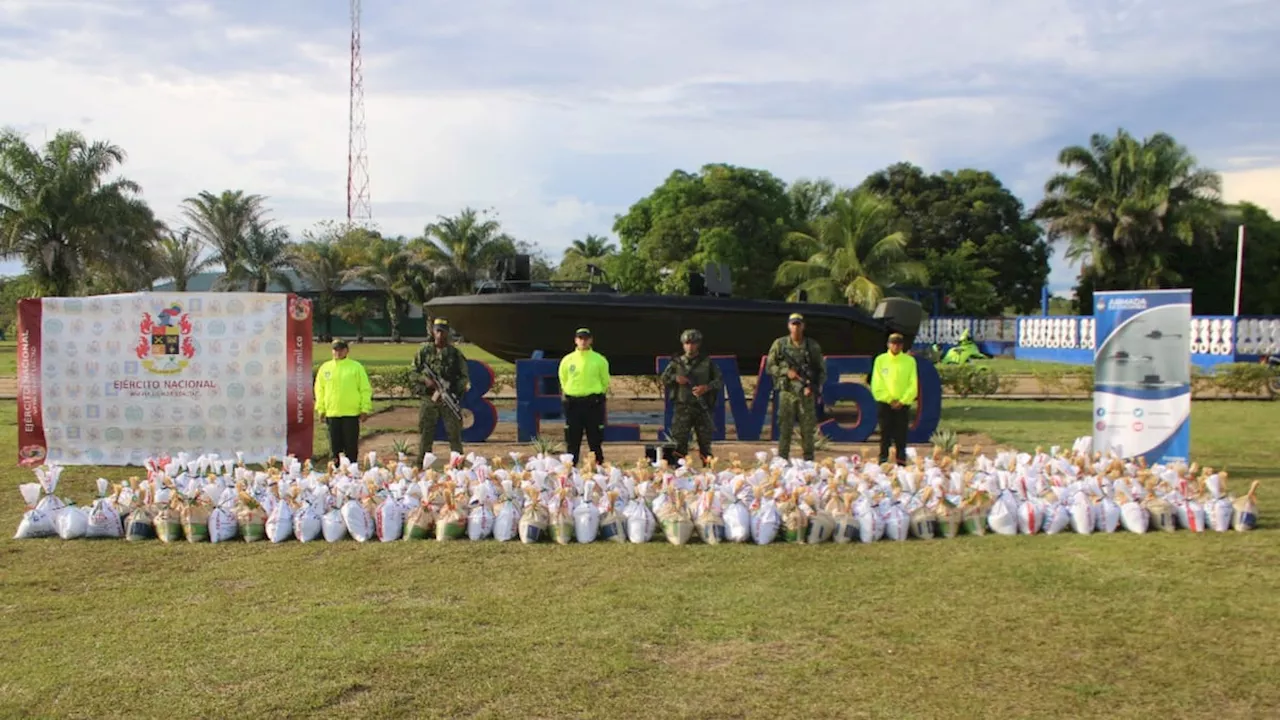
[1233,224,1245,317]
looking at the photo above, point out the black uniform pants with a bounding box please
[877,403,910,465]
[563,394,605,466]
[327,416,361,465]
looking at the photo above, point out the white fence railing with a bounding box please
[917,315,1280,357]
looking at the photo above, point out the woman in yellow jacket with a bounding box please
[314,339,373,465]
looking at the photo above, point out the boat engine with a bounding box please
[873,298,924,346]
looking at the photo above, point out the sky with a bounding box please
[3,0,1280,297]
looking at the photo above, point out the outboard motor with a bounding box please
[873,298,924,347]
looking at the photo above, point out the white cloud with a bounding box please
[2,0,1279,285]
[1223,167,1280,217]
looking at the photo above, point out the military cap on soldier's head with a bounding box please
[681,329,702,344]
[432,317,449,327]
[788,313,804,324]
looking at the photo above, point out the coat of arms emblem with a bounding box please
[135,303,196,374]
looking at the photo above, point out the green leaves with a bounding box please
[0,129,160,296]
[1034,128,1223,297]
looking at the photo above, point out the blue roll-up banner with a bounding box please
[1092,289,1192,464]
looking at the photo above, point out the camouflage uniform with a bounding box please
[412,341,469,465]
[766,335,826,460]
[660,349,723,461]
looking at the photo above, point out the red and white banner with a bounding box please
[16,293,313,466]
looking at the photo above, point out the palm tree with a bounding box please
[180,190,268,280]
[336,296,372,342]
[289,237,349,339]
[0,128,160,296]
[420,207,515,294]
[226,222,293,292]
[153,228,216,291]
[346,236,418,342]
[1034,128,1222,289]
[565,234,616,259]
[787,177,837,230]
[775,189,928,310]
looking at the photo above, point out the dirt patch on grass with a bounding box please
[641,639,800,673]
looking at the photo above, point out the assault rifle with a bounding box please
[669,354,714,426]
[420,362,464,421]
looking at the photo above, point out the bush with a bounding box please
[368,366,418,398]
[1209,363,1276,397]
[938,365,1001,398]
[1066,369,1093,395]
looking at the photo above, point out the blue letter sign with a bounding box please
[653,355,942,443]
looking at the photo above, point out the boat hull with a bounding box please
[425,293,907,376]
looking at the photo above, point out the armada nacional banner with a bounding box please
[17,293,314,466]
[1092,289,1192,465]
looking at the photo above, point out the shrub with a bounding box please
[1209,363,1275,397]
[939,364,1001,398]
[368,366,418,398]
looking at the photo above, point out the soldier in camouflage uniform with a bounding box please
[660,329,722,465]
[766,313,826,461]
[413,317,469,467]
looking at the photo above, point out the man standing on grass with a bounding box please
[766,313,826,461]
[871,332,918,466]
[559,327,609,466]
[414,317,469,467]
[660,328,722,466]
[314,339,373,466]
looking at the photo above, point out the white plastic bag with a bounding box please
[14,483,55,539]
[375,496,405,542]
[624,498,656,543]
[750,499,781,545]
[293,501,323,543]
[492,500,519,542]
[1070,494,1094,535]
[55,506,88,540]
[468,503,496,541]
[321,505,348,542]
[986,491,1018,536]
[722,501,751,543]
[573,501,600,543]
[265,499,294,543]
[342,498,375,542]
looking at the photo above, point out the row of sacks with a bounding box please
[13,441,1261,544]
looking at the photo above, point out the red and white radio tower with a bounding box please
[347,0,372,225]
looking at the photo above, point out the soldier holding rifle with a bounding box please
[766,313,826,461]
[660,329,723,466]
[413,317,469,467]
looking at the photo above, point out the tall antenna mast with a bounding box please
[347,0,372,226]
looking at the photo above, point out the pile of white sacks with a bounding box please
[14,437,1260,544]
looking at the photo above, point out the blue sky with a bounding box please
[4,0,1280,296]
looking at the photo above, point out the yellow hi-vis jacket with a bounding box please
[871,351,918,405]
[314,358,373,417]
[558,349,610,396]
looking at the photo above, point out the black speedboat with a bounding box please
[425,257,924,376]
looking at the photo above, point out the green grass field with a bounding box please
[2,398,1277,717]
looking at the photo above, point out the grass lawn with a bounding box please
[1,399,1278,717]
[0,340,14,376]
[972,356,1086,373]
[314,341,512,372]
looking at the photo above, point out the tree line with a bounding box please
[2,125,1279,337]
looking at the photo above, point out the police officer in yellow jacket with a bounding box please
[870,332,918,466]
[314,339,373,465]
[558,327,609,466]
